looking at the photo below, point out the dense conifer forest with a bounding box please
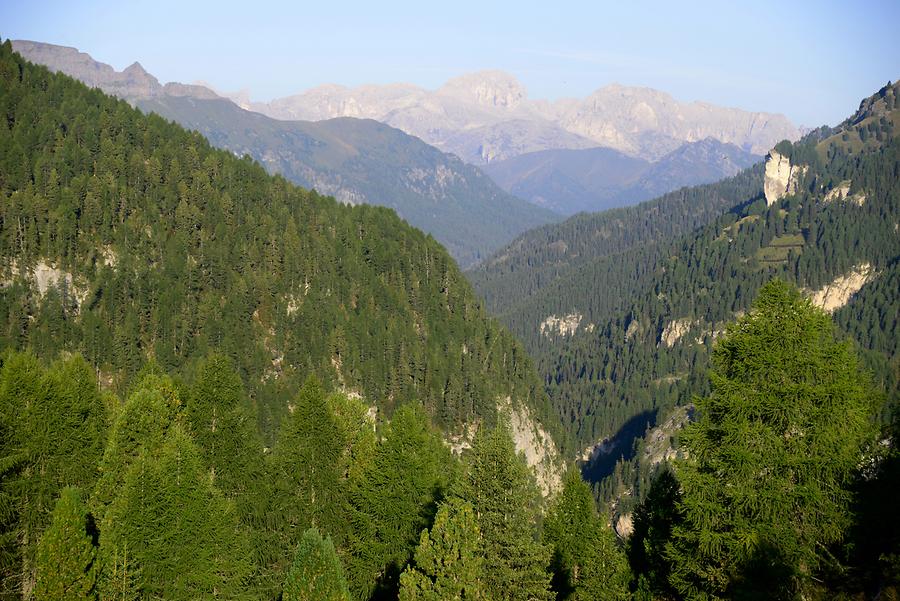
[0,40,558,444]
[0,41,898,601]
[471,82,899,475]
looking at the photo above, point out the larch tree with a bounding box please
[346,405,452,600]
[0,352,107,596]
[626,468,682,600]
[398,498,484,601]
[283,528,350,601]
[666,280,880,599]
[186,353,266,515]
[33,487,98,601]
[544,469,629,601]
[270,376,345,564]
[101,426,253,600]
[453,423,552,601]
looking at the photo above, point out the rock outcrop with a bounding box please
[824,180,866,206]
[825,180,852,203]
[614,513,634,539]
[497,397,563,497]
[659,318,694,347]
[763,149,807,206]
[642,405,692,467]
[540,313,583,338]
[2,259,88,312]
[808,264,874,312]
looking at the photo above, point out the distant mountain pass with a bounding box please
[482,139,761,215]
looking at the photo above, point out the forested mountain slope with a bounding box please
[132,96,558,269]
[0,42,604,601]
[0,42,561,453]
[468,162,766,317]
[471,81,900,473]
[13,40,558,268]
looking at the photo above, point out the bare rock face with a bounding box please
[763,149,807,206]
[614,513,634,539]
[13,40,800,165]
[497,397,563,498]
[442,119,598,164]
[163,82,221,99]
[540,313,583,338]
[808,264,874,312]
[559,84,799,159]
[438,70,527,109]
[250,73,800,164]
[659,318,694,347]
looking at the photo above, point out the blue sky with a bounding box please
[2,0,898,126]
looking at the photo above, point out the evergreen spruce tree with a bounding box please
[347,405,452,600]
[283,528,350,601]
[102,426,253,600]
[0,351,107,596]
[544,469,629,601]
[270,377,345,564]
[666,280,880,599]
[453,423,552,601]
[33,487,98,600]
[398,497,484,601]
[626,468,682,599]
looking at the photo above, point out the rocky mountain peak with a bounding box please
[439,70,527,109]
[123,61,149,76]
[846,79,899,126]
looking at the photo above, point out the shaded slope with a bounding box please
[467,164,766,316]
[481,147,649,214]
[481,139,759,215]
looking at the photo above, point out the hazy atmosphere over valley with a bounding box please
[0,1,898,600]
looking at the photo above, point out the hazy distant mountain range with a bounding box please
[12,39,797,256]
[236,70,801,164]
[481,138,760,215]
[12,40,558,267]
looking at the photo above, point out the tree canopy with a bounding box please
[666,280,880,599]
